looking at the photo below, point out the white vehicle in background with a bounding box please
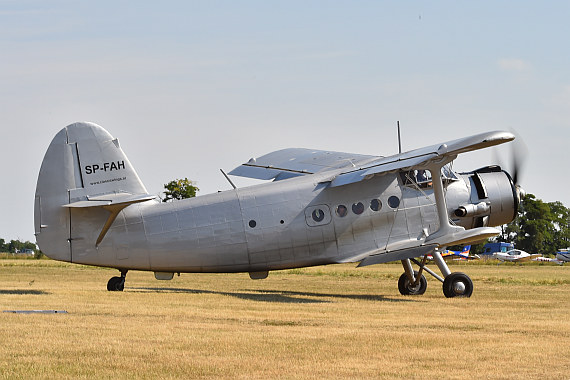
[493,249,541,263]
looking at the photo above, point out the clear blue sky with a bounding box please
[1,1,569,242]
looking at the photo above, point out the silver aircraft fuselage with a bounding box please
[64,169,509,273]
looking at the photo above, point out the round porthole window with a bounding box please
[336,205,348,217]
[388,196,400,208]
[352,202,364,215]
[312,208,325,222]
[249,220,257,228]
[370,199,382,212]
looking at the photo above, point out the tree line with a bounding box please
[0,238,37,254]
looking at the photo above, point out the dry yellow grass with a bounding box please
[0,260,569,379]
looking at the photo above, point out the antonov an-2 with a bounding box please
[34,122,524,297]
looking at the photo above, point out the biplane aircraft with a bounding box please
[34,122,525,297]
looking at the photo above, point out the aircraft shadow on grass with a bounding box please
[130,287,415,304]
[0,290,49,295]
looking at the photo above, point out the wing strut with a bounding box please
[423,146,500,247]
[96,204,129,247]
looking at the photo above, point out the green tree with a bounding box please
[549,201,570,251]
[499,194,570,255]
[162,178,199,202]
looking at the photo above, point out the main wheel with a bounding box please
[398,271,427,295]
[107,276,125,291]
[442,272,473,298]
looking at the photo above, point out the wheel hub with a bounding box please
[453,281,466,295]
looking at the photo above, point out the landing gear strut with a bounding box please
[107,269,128,291]
[398,251,473,298]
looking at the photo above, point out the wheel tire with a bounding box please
[107,276,125,291]
[442,272,473,298]
[398,271,427,295]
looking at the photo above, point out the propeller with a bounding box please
[494,131,525,179]
[493,129,527,204]
[510,130,527,187]
[507,130,527,204]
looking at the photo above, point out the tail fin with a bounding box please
[34,122,151,261]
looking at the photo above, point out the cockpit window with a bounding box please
[442,164,458,180]
[401,170,433,188]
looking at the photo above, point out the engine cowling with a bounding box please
[454,166,522,229]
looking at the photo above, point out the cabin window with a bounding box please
[249,220,257,228]
[388,196,400,208]
[352,202,364,215]
[370,199,382,212]
[312,209,325,222]
[336,205,348,217]
[305,205,332,226]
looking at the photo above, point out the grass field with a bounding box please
[0,260,569,379]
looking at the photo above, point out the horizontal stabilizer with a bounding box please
[63,193,156,208]
[63,192,156,247]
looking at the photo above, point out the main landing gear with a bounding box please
[398,250,473,298]
[107,269,128,291]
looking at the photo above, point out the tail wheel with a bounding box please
[107,276,125,291]
[398,271,427,295]
[442,272,473,298]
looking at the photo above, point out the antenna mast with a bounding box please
[397,121,402,154]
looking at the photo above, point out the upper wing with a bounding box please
[330,131,514,187]
[229,131,515,185]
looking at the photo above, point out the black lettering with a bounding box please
[84,161,126,175]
